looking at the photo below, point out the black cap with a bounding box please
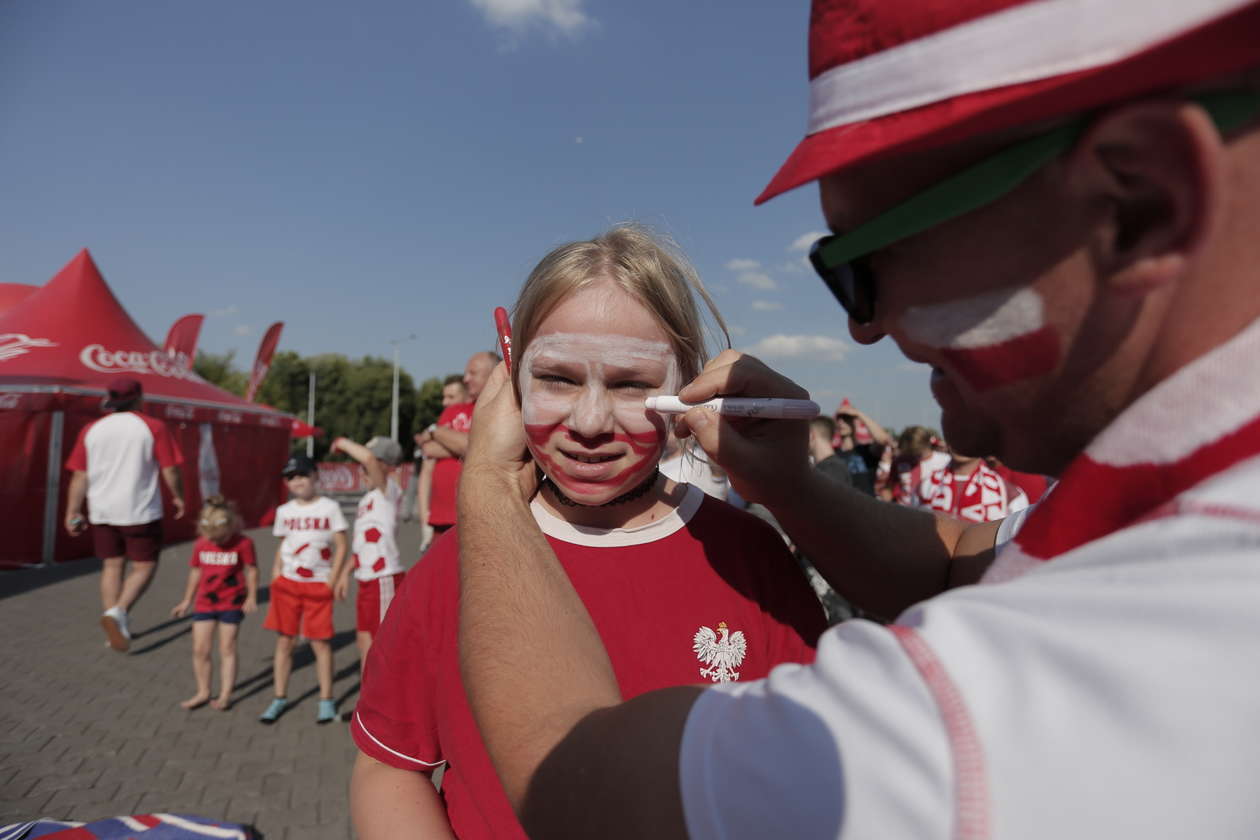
[104,376,143,410]
[281,454,317,478]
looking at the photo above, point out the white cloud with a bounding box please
[725,258,760,272]
[746,334,849,362]
[233,324,253,336]
[737,272,776,291]
[209,304,239,317]
[467,0,591,34]
[788,231,828,252]
[727,324,747,337]
[779,260,805,274]
[751,300,783,311]
[575,136,584,144]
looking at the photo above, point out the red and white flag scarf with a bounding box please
[925,461,1024,524]
[984,316,1260,583]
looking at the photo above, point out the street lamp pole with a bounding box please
[389,334,417,442]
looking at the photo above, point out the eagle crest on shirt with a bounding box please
[693,621,747,683]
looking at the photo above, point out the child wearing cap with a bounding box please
[260,454,348,725]
[327,436,407,660]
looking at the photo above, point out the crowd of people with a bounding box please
[56,0,1260,836]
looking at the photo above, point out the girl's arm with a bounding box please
[171,567,201,617]
[243,565,260,613]
[331,437,388,493]
[350,753,454,840]
[271,545,283,583]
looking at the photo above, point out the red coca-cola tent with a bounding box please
[0,250,295,568]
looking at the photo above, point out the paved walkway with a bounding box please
[0,519,430,840]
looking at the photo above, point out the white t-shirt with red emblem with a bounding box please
[65,411,184,526]
[352,476,404,582]
[272,496,347,584]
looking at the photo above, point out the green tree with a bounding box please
[415,376,448,431]
[194,350,248,396]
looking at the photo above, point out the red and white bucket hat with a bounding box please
[757,0,1260,204]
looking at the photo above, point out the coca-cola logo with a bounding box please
[0,333,57,362]
[0,393,21,409]
[216,411,243,425]
[259,414,283,427]
[80,344,203,380]
[165,404,195,420]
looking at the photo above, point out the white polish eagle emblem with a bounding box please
[693,621,747,683]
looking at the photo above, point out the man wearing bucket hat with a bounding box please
[455,1,1260,837]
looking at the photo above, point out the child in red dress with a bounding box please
[171,496,258,710]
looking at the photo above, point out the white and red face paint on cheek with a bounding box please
[517,333,680,497]
[899,286,1060,392]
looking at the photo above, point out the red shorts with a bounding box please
[356,571,406,634]
[92,520,162,563]
[264,576,334,640]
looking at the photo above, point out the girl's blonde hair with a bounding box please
[512,224,730,386]
[198,495,240,544]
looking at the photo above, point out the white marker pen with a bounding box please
[645,395,820,419]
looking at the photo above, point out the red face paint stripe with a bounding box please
[941,324,1060,392]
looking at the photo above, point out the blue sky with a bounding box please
[0,0,939,430]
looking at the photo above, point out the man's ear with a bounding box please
[1069,100,1225,296]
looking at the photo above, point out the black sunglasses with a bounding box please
[809,243,876,325]
[807,90,1260,327]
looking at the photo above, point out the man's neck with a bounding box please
[812,444,837,462]
[951,458,981,478]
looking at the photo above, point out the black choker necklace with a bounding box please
[544,468,661,508]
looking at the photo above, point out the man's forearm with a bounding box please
[66,471,88,516]
[766,469,988,619]
[458,467,621,809]
[161,466,183,502]
[431,426,469,457]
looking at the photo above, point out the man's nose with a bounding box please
[848,316,886,345]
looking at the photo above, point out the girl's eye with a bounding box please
[613,381,651,391]
[538,374,577,388]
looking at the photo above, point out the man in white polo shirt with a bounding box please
[454,1,1260,837]
[65,377,186,651]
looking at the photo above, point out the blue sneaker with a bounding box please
[259,697,288,724]
[316,699,337,725]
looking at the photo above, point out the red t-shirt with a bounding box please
[427,402,474,527]
[189,534,256,613]
[351,487,826,839]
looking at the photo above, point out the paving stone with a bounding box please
[0,523,422,831]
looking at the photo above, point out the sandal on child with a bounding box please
[259,697,288,724]
[316,699,337,725]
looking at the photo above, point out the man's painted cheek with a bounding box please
[899,287,1060,392]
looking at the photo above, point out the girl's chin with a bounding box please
[550,468,657,505]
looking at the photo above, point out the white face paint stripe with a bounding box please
[518,332,681,429]
[900,287,1046,350]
